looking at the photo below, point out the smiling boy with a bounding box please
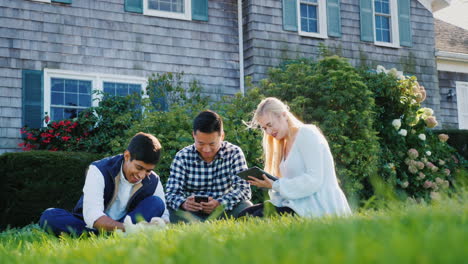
[39,132,169,236]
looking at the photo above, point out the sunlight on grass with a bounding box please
[1,192,467,264]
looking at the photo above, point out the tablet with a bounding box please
[237,166,278,181]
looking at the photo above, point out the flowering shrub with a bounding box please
[19,91,142,153]
[19,117,92,152]
[363,66,465,201]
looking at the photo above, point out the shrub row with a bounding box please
[0,151,104,229]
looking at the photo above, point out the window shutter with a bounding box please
[52,0,72,3]
[360,0,373,42]
[398,0,412,47]
[282,0,298,31]
[192,0,208,21]
[327,0,341,37]
[125,0,143,14]
[456,82,468,129]
[22,70,43,129]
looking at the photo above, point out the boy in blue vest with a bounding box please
[39,132,169,236]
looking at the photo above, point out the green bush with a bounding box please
[257,56,380,199]
[434,129,468,160]
[0,151,104,229]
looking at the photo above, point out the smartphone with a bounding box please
[237,167,278,181]
[194,196,209,203]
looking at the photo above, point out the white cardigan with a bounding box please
[269,125,351,217]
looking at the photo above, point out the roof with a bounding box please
[435,18,468,54]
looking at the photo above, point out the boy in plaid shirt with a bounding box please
[166,110,252,222]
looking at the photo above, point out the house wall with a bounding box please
[243,0,440,119]
[438,70,468,128]
[0,0,241,154]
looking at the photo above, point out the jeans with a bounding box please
[169,200,253,223]
[39,196,165,236]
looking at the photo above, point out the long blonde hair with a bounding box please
[249,97,303,177]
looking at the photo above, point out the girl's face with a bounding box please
[257,112,289,140]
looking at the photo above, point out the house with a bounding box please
[435,18,468,129]
[0,0,450,153]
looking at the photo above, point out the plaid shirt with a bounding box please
[166,141,251,211]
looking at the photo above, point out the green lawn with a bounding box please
[1,195,467,264]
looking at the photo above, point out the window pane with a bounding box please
[149,0,184,13]
[65,79,78,93]
[375,16,381,28]
[308,5,317,19]
[116,83,128,96]
[382,16,389,29]
[65,93,78,106]
[382,0,390,14]
[51,78,64,92]
[129,84,141,95]
[64,108,79,119]
[51,92,64,105]
[79,81,91,94]
[79,94,91,107]
[382,29,390,42]
[103,82,116,95]
[51,107,64,121]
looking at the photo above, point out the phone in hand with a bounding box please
[194,196,209,203]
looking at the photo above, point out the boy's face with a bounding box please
[122,150,155,184]
[193,130,224,163]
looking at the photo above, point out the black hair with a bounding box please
[193,110,223,134]
[126,132,162,165]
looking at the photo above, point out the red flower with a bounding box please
[50,147,58,152]
[65,120,71,126]
[44,115,50,124]
[20,128,27,134]
[62,136,71,141]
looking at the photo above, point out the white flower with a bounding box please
[376,65,386,73]
[392,119,401,130]
[426,151,431,156]
[418,134,426,141]
[398,129,407,136]
[411,129,416,134]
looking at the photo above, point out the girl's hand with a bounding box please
[248,174,273,189]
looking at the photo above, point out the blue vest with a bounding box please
[72,154,159,219]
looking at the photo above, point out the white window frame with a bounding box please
[456,81,468,129]
[372,0,400,48]
[143,0,192,21]
[43,69,147,126]
[30,0,51,2]
[297,0,328,39]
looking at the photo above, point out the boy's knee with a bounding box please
[39,208,59,227]
[143,196,165,216]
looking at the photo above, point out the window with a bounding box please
[144,0,191,20]
[297,0,328,38]
[44,69,146,122]
[373,0,399,47]
[374,0,390,42]
[50,78,91,120]
[360,0,411,47]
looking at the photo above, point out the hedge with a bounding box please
[0,151,104,229]
[435,129,468,159]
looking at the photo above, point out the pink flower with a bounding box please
[423,180,433,189]
[443,169,450,176]
[417,172,426,180]
[408,149,419,159]
[408,165,418,174]
[424,116,438,128]
[415,161,425,170]
[438,134,449,142]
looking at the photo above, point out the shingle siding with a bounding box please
[243,0,440,118]
[438,71,468,129]
[0,0,242,153]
